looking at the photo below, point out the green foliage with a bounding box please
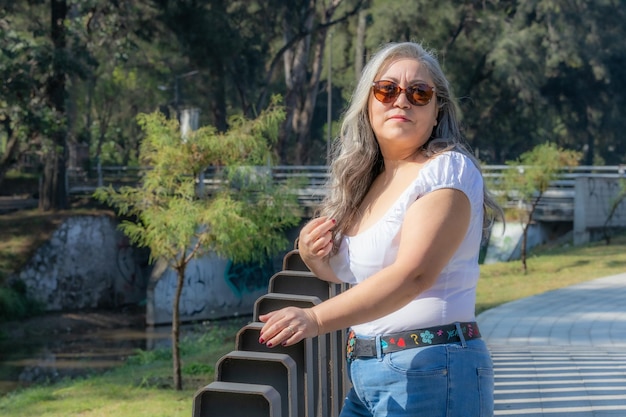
[125,347,172,367]
[484,0,626,163]
[0,280,44,322]
[95,95,298,266]
[0,13,61,163]
[503,142,582,204]
[4,0,626,187]
[501,142,582,271]
[182,362,213,376]
[94,97,298,389]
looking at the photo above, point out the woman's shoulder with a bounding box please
[424,149,480,176]
[418,150,483,193]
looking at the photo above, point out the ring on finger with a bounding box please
[287,326,295,335]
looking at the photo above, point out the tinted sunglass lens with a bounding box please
[373,81,400,103]
[407,84,433,106]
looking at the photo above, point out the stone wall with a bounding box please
[18,216,150,311]
[16,214,303,325]
[574,177,626,245]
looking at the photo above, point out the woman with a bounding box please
[260,41,502,416]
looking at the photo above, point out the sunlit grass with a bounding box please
[477,233,626,313]
[0,320,245,417]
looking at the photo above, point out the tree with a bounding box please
[274,0,366,164]
[4,0,626,192]
[0,0,93,205]
[480,0,626,164]
[0,2,63,190]
[502,142,581,272]
[94,96,301,390]
[0,13,49,185]
[69,0,168,167]
[155,0,366,164]
[38,0,70,211]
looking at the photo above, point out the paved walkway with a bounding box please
[477,273,626,416]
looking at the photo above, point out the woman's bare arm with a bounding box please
[259,188,471,346]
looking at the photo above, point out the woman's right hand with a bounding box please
[298,216,336,269]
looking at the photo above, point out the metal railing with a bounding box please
[484,165,626,221]
[192,251,349,417]
[68,164,626,219]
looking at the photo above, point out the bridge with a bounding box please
[68,164,626,222]
[482,165,626,222]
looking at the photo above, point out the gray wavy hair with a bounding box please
[317,42,502,252]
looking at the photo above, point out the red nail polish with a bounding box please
[332,219,336,224]
[267,342,273,347]
[259,338,264,344]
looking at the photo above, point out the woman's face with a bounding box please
[368,58,439,159]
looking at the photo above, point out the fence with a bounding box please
[482,165,625,221]
[68,164,626,221]
[67,165,331,209]
[192,250,350,417]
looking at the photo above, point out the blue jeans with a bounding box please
[340,338,494,417]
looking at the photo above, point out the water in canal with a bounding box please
[0,307,171,395]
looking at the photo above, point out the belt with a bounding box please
[346,322,481,361]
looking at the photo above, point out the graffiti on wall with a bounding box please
[150,253,279,324]
[224,257,276,298]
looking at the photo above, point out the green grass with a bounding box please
[477,232,626,313]
[0,320,244,417]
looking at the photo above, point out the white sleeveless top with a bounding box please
[328,151,484,336]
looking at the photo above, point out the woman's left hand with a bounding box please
[259,307,320,347]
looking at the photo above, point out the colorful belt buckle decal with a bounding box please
[346,329,356,362]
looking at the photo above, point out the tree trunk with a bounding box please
[521,220,528,273]
[266,0,365,163]
[41,0,68,211]
[211,62,228,132]
[278,1,315,163]
[0,119,20,187]
[280,0,345,164]
[39,152,66,211]
[294,28,328,163]
[584,105,595,166]
[521,193,543,273]
[172,262,186,390]
[354,4,368,79]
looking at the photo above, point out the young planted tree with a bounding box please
[502,142,581,272]
[94,97,301,390]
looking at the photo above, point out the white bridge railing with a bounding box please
[68,164,626,220]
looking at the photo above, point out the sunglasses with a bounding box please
[371,80,435,106]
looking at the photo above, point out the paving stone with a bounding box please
[478,273,626,416]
